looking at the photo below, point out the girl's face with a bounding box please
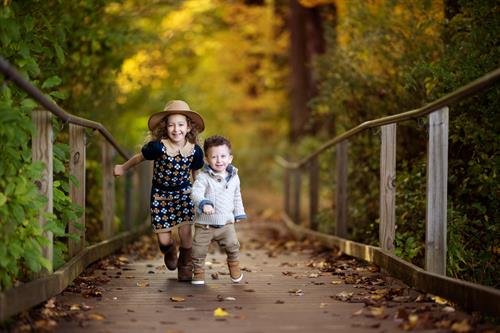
[166,114,191,144]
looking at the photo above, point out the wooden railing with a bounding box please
[277,68,500,316]
[0,57,151,320]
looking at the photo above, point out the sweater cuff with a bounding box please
[198,200,214,214]
[234,214,247,221]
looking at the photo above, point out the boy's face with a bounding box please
[205,144,233,174]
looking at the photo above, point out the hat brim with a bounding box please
[148,110,205,132]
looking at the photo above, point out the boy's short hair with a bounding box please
[204,135,232,153]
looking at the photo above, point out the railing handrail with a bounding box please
[0,56,130,160]
[278,67,500,169]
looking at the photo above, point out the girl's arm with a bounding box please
[114,153,145,176]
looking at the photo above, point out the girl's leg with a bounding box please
[157,231,173,246]
[178,224,192,248]
[177,223,193,281]
[157,231,177,270]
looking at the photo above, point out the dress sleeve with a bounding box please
[141,141,163,160]
[191,144,204,170]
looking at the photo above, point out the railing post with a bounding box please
[69,124,86,257]
[380,124,397,252]
[124,173,133,230]
[425,107,449,275]
[101,139,115,239]
[284,168,291,217]
[309,157,319,230]
[292,168,302,225]
[335,140,348,237]
[31,109,53,274]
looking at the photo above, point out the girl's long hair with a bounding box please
[146,114,200,144]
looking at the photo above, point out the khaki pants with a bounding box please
[192,223,240,271]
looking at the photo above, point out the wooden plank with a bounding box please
[101,139,115,239]
[282,214,500,318]
[379,124,397,252]
[69,124,86,257]
[31,110,53,274]
[335,141,348,237]
[425,107,449,275]
[309,157,319,230]
[0,224,150,321]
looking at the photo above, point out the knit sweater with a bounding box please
[191,164,247,226]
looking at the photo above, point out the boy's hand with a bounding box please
[114,165,125,177]
[202,205,215,214]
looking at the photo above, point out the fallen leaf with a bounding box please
[136,282,149,287]
[88,313,105,321]
[224,297,236,301]
[451,320,471,333]
[170,296,186,302]
[34,319,57,330]
[288,288,304,296]
[275,300,285,304]
[319,303,328,308]
[335,291,353,301]
[442,306,455,313]
[431,295,448,305]
[331,280,342,285]
[352,309,363,316]
[214,307,230,317]
[308,273,319,278]
[45,298,56,309]
[70,304,81,311]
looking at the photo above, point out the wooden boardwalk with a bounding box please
[8,223,495,333]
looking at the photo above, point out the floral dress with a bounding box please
[141,140,204,232]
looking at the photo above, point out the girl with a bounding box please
[114,100,204,281]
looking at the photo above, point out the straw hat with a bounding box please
[148,100,205,132]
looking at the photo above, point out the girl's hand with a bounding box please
[203,205,215,215]
[114,165,125,177]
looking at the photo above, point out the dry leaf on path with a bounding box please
[214,307,230,317]
[170,296,186,302]
[88,313,105,321]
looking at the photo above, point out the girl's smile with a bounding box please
[166,114,191,144]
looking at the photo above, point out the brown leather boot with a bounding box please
[228,260,243,283]
[159,243,177,271]
[191,268,205,285]
[177,247,192,282]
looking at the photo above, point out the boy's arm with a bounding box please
[192,173,214,213]
[114,153,145,176]
[233,176,246,221]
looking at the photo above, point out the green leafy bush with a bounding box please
[309,0,499,287]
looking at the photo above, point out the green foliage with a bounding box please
[0,0,127,290]
[0,87,50,290]
[310,0,499,287]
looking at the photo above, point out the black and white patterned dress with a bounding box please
[141,140,204,232]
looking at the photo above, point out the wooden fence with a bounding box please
[0,57,151,320]
[277,68,500,317]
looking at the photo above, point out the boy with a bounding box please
[191,135,247,285]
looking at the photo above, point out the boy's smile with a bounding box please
[205,144,233,174]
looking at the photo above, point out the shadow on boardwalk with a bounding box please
[2,222,498,333]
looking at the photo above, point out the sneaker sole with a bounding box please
[191,280,205,285]
[230,273,243,283]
